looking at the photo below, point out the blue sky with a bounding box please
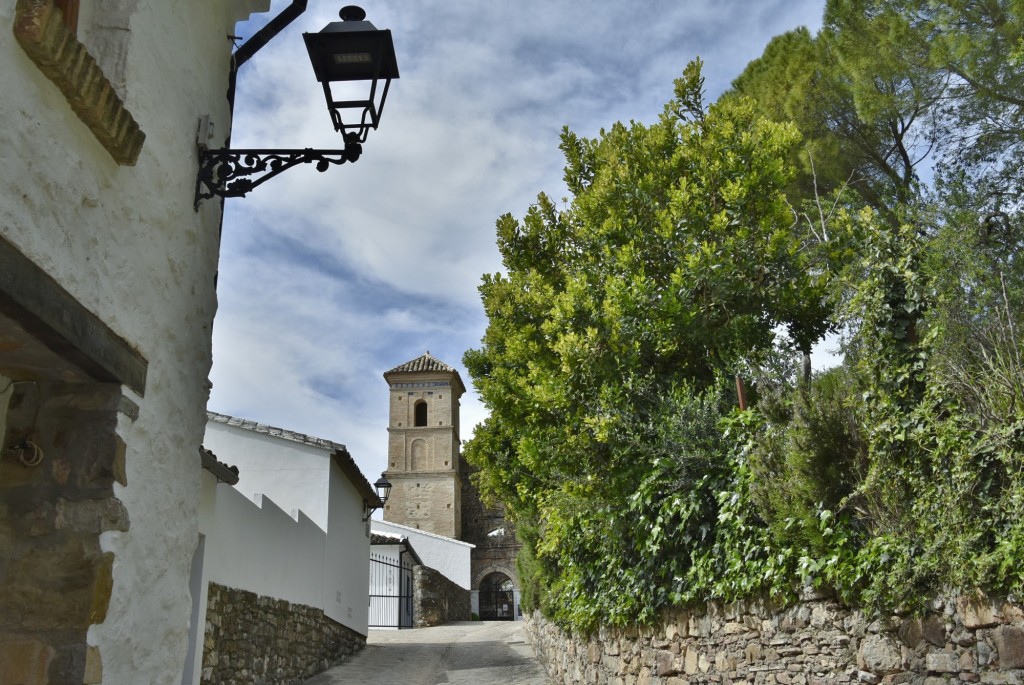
[208,0,828,486]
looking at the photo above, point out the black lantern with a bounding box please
[195,4,399,209]
[304,5,399,145]
[363,473,392,521]
[374,473,393,506]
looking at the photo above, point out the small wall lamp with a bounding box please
[195,4,399,209]
[364,472,392,521]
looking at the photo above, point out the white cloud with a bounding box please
[209,0,827,487]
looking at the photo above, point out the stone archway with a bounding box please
[478,572,515,621]
[0,235,144,684]
[471,560,519,592]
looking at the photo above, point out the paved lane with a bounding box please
[303,621,552,685]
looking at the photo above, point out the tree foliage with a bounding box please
[465,2,1024,631]
[465,61,833,628]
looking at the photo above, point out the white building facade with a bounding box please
[0,0,269,683]
[371,518,474,590]
[200,412,380,635]
[187,437,378,684]
[204,412,342,529]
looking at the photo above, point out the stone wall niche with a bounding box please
[0,380,127,685]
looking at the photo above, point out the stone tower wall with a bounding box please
[461,462,522,589]
[383,473,462,539]
[384,367,463,538]
[382,354,522,594]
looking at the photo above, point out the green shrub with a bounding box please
[747,367,866,553]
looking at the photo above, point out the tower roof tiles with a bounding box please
[385,351,454,374]
[384,351,466,395]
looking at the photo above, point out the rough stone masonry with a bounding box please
[526,592,1024,685]
[202,583,365,685]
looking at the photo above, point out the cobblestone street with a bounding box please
[302,621,552,685]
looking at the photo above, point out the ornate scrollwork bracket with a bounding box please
[194,135,362,210]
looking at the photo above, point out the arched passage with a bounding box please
[478,572,515,621]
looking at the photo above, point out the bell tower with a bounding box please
[382,352,465,538]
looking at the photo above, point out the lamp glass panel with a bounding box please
[334,52,372,65]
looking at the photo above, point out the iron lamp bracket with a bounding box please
[194,136,361,210]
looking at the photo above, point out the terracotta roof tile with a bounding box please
[383,352,468,395]
[199,447,240,485]
[385,351,456,374]
[205,411,381,505]
[207,411,346,451]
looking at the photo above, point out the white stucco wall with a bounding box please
[204,419,332,530]
[198,422,375,639]
[1,0,269,682]
[204,486,326,606]
[325,460,373,635]
[192,464,371,685]
[372,519,474,589]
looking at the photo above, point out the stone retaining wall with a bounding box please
[525,593,1024,685]
[414,565,471,627]
[202,583,364,685]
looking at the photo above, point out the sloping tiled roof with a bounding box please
[370,532,424,566]
[371,532,405,545]
[207,411,346,451]
[206,411,380,505]
[372,519,476,549]
[383,352,467,395]
[385,351,456,375]
[199,447,239,485]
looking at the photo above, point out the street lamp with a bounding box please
[304,5,398,144]
[374,473,393,505]
[195,4,399,209]
[364,472,392,521]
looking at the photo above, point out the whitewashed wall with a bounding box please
[191,469,329,685]
[199,420,374,629]
[190,452,372,684]
[204,419,332,530]
[372,519,474,589]
[0,0,268,682]
[204,485,326,607]
[325,463,373,633]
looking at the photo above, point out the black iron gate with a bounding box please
[479,588,515,620]
[369,551,413,628]
[479,573,515,621]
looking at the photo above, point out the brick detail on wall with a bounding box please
[13,0,146,165]
[525,593,1024,685]
[201,583,365,685]
[413,565,471,628]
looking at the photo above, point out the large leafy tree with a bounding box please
[826,0,1024,204]
[739,0,1024,611]
[729,24,943,214]
[463,61,833,628]
[819,0,1024,380]
[465,3,1024,631]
